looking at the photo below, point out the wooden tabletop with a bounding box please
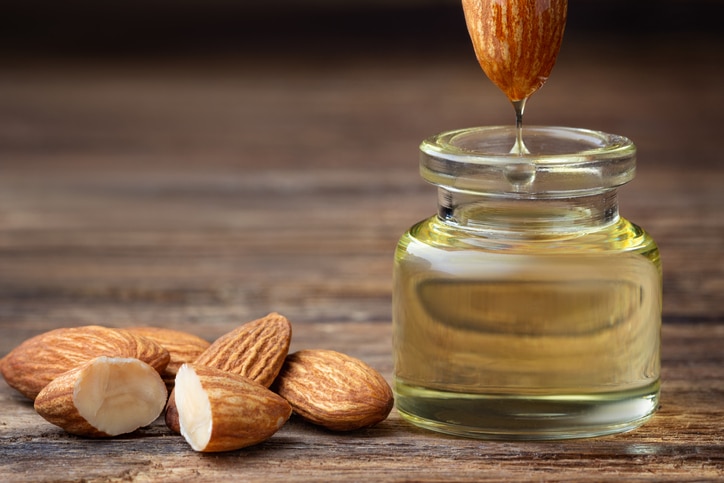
[1,3,723,481]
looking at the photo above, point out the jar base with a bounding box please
[394,380,660,440]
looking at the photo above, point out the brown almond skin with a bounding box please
[165,313,292,433]
[195,312,292,386]
[126,326,210,390]
[34,360,114,438]
[165,391,182,433]
[177,364,292,452]
[273,349,394,431]
[462,0,568,101]
[0,326,170,400]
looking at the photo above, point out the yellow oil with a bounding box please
[393,215,661,439]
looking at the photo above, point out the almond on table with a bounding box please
[174,364,291,452]
[165,312,292,434]
[1,313,394,449]
[0,325,169,400]
[273,349,394,431]
[33,356,168,438]
[194,312,292,387]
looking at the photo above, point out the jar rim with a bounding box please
[420,126,636,197]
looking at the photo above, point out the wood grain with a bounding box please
[1,323,722,481]
[1,20,723,481]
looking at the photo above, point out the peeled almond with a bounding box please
[34,356,167,437]
[175,364,292,452]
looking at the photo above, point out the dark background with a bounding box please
[1,0,723,59]
[1,0,722,168]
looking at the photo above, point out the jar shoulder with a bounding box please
[396,214,660,259]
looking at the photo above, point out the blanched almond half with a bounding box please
[34,356,168,437]
[175,364,291,452]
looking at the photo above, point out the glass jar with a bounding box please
[392,126,661,440]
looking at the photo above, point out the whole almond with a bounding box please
[175,363,292,452]
[126,326,210,390]
[1,325,170,400]
[165,312,292,433]
[194,312,291,386]
[462,0,567,101]
[273,349,394,431]
[34,356,167,437]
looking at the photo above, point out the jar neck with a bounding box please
[437,188,620,234]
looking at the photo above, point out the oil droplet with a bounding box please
[504,162,536,190]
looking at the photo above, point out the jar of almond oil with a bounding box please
[392,125,661,440]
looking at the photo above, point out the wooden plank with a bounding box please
[1,323,722,482]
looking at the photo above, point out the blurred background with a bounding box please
[0,1,722,333]
[1,0,722,170]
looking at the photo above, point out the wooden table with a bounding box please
[1,6,723,480]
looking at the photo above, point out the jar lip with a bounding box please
[421,126,635,164]
[419,126,637,196]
